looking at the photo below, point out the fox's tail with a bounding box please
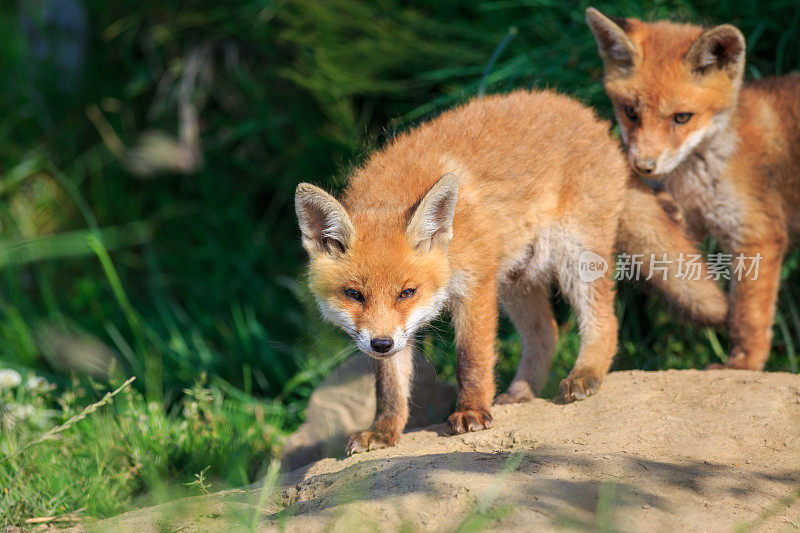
[617,178,728,328]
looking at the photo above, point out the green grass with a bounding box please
[0,371,284,525]
[0,0,799,527]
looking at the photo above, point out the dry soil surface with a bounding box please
[87,370,800,532]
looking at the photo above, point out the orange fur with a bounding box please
[588,8,800,369]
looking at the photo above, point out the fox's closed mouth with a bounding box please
[365,352,397,359]
[362,345,410,358]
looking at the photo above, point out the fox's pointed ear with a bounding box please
[586,8,637,76]
[684,24,745,80]
[406,173,459,253]
[295,183,355,257]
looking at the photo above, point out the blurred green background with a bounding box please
[1,0,799,525]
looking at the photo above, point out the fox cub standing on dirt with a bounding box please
[587,8,800,370]
[296,90,727,454]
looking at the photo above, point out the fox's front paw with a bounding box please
[448,408,493,434]
[559,368,602,403]
[494,392,531,405]
[346,429,398,455]
[706,359,754,370]
[495,381,535,405]
[707,348,761,370]
[494,389,536,405]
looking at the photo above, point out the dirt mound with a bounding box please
[90,370,800,532]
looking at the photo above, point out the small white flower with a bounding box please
[21,405,36,420]
[0,369,22,389]
[9,404,36,420]
[28,407,57,429]
[183,400,199,418]
[26,375,49,390]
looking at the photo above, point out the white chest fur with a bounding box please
[664,127,744,248]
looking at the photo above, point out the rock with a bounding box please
[280,351,456,471]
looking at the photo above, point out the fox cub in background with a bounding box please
[296,90,726,454]
[587,8,800,370]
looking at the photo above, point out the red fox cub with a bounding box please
[296,90,726,454]
[587,8,800,370]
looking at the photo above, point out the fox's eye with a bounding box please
[398,288,416,300]
[623,105,638,121]
[343,288,365,302]
[673,112,693,124]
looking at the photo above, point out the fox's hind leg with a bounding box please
[496,281,557,404]
[718,224,788,370]
[555,241,619,403]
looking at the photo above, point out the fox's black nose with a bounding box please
[370,337,394,353]
[634,158,656,174]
